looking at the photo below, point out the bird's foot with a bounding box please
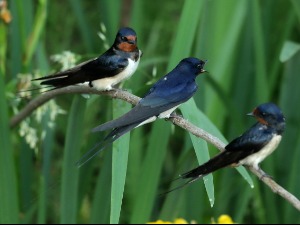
[260,173,273,180]
[109,87,120,92]
[110,86,128,92]
[168,113,183,120]
[258,169,273,180]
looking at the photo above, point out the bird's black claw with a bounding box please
[259,170,273,180]
[168,113,183,120]
[260,173,273,180]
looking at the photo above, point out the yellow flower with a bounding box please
[147,220,172,224]
[173,218,189,224]
[0,0,12,24]
[148,215,235,224]
[212,214,235,224]
[148,218,188,224]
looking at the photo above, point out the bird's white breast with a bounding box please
[91,53,141,91]
[135,105,180,128]
[239,134,282,169]
[158,106,180,119]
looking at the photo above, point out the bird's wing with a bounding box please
[32,58,96,81]
[92,82,197,132]
[225,124,272,155]
[33,53,128,85]
[81,53,129,78]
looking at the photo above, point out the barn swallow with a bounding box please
[177,102,285,189]
[76,57,207,167]
[32,27,142,91]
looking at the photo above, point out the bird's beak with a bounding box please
[201,59,208,73]
[128,40,136,45]
[126,35,137,45]
[247,112,255,117]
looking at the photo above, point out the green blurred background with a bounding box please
[1,0,300,223]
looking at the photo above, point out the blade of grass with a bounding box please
[180,99,214,207]
[100,0,121,38]
[252,179,267,223]
[19,140,34,212]
[130,0,143,32]
[0,71,19,223]
[285,134,300,222]
[130,121,172,224]
[68,0,93,52]
[15,0,29,50]
[201,0,247,126]
[291,0,300,24]
[90,151,112,224]
[268,7,296,91]
[23,0,48,69]
[280,41,300,63]
[158,134,203,221]
[7,0,22,77]
[280,52,300,222]
[167,0,204,70]
[252,0,269,101]
[110,99,131,224]
[0,23,7,74]
[37,110,55,223]
[60,96,87,223]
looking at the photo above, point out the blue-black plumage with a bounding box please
[76,57,207,166]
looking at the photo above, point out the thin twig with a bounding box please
[10,86,300,212]
[10,86,140,128]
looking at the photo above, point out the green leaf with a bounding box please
[291,0,300,24]
[200,0,248,126]
[280,41,300,62]
[180,99,215,207]
[110,100,131,224]
[23,0,48,68]
[90,151,112,224]
[252,0,269,101]
[37,111,55,224]
[60,96,87,223]
[68,0,94,51]
[0,23,7,74]
[0,72,19,223]
[130,121,172,223]
[167,0,204,70]
[279,51,300,222]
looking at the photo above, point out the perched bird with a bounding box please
[179,102,285,187]
[32,27,142,91]
[76,57,207,166]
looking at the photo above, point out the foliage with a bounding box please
[1,0,300,223]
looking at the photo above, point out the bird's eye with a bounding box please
[197,64,203,69]
[261,112,267,116]
[121,36,128,41]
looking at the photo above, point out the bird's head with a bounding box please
[177,57,208,76]
[114,27,138,52]
[248,103,285,132]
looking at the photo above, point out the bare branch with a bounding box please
[10,86,140,128]
[10,86,300,212]
[248,166,300,211]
